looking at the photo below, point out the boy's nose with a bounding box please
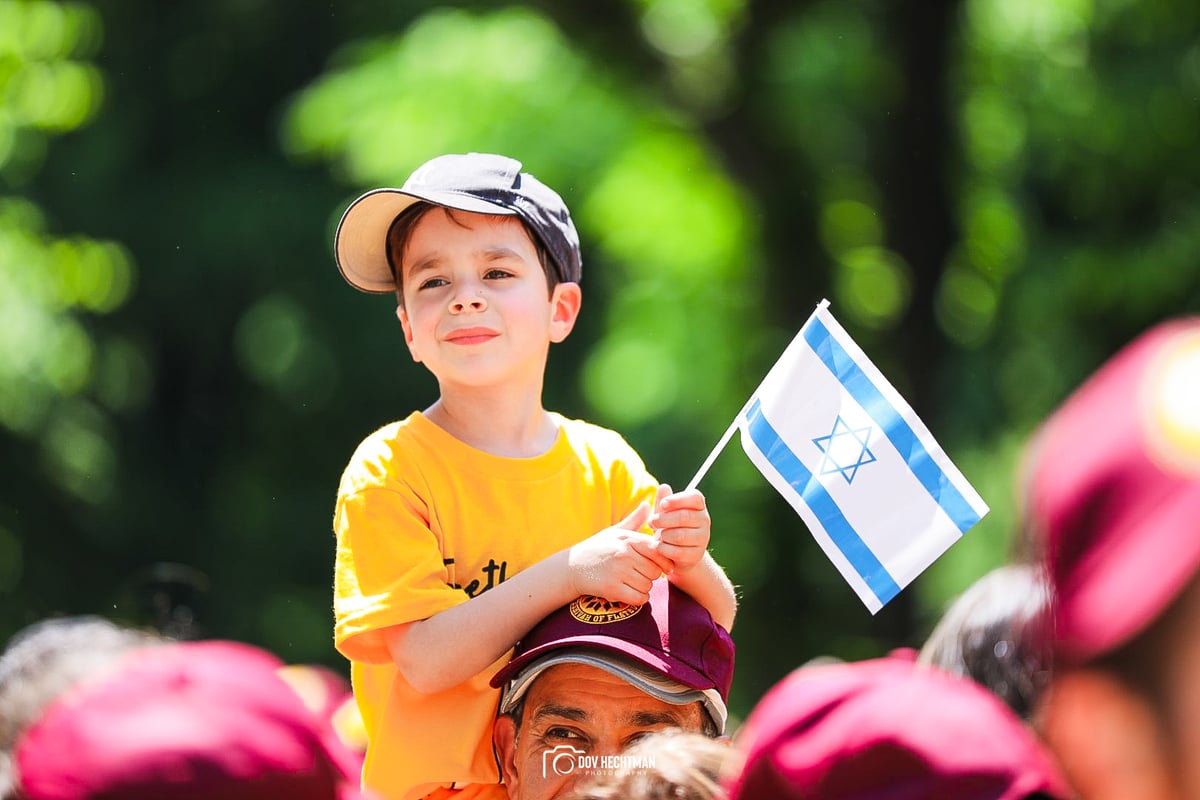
[449,289,487,314]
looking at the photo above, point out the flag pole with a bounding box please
[685,398,751,491]
[686,300,830,492]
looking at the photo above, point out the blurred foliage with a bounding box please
[0,0,1197,722]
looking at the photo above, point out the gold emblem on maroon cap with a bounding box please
[569,595,644,624]
[1143,328,1200,476]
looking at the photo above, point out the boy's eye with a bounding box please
[483,268,514,280]
[418,277,448,290]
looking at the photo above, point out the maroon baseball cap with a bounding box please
[334,152,582,294]
[15,640,371,800]
[1025,317,1200,664]
[725,657,1071,800]
[490,579,735,732]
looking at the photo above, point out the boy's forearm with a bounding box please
[385,551,578,694]
[668,551,738,632]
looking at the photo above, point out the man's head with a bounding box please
[334,153,582,297]
[1024,317,1200,799]
[0,616,164,799]
[490,580,735,800]
[917,562,1052,720]
[15,640,369,800]
[726,657,1070,800]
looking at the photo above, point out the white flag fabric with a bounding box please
[736,301,989,613]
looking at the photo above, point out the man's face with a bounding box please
[493,662,709,800]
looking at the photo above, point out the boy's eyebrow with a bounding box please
[404,246,527,279]
[481,246,526,262]
[404,254,442,280]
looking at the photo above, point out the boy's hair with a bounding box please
[384,202,559,306]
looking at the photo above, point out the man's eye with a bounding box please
[545,726,584,741]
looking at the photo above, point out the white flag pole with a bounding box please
[685,299,831,492]
[685,407,744,491]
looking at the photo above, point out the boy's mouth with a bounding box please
[445,326,500,345]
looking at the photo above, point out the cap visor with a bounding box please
[498,651,727,733]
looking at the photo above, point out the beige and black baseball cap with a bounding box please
[333,152,582,294]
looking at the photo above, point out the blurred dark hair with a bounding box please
[918,563,1052,720]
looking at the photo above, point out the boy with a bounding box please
[330,153,738,800]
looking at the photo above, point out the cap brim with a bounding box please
[497,651,727,733]
[333,188,518,294]
[491,632,716,694]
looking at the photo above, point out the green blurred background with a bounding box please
[1,0,1198,721]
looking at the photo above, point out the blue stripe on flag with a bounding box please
[803,319,982,534]
[746,399,901,606]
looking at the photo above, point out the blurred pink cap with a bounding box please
[16,640,371,800]
[726,657,1071,800]
[1026,317,1200,663]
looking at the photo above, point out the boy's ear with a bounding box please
[395,305,422,363]
[549,282,582,344]
[1039,668,1176,800]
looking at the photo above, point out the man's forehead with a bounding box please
[523,662,701,726]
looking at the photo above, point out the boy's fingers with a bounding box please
[617,501,651,531]
[658,524,709,544]
[629,538,675,574]
[654,483,672,511]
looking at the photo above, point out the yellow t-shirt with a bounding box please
[333,411,659,800]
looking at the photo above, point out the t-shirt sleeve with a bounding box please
[333,482,467,665]
[602,429,661,526]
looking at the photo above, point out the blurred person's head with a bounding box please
[490,579,735,800]
[0,616,164,798]
[1024,317,1200,800]
[564,729,738,800]
[725,656,1070,800]
[918,562,1052,719]
[14,639,371,800]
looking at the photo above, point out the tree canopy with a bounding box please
[2,0,1198,714]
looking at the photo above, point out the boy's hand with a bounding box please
[566,502,673,606]
[647,484,711,574]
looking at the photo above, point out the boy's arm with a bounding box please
[385,503,673,695]
[643,484,738,631]
[665,551,738,632]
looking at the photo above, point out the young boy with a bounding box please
[330,153,738,800]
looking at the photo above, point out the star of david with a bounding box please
[812,416,877,484]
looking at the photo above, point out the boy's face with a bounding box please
[395,207,580,390]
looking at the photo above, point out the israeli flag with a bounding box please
[692,300,989,612]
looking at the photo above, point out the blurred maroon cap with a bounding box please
[725,657,1071,800]
[16,640,371,800]
[490,579,734,730]
[1026,317,1200,664]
